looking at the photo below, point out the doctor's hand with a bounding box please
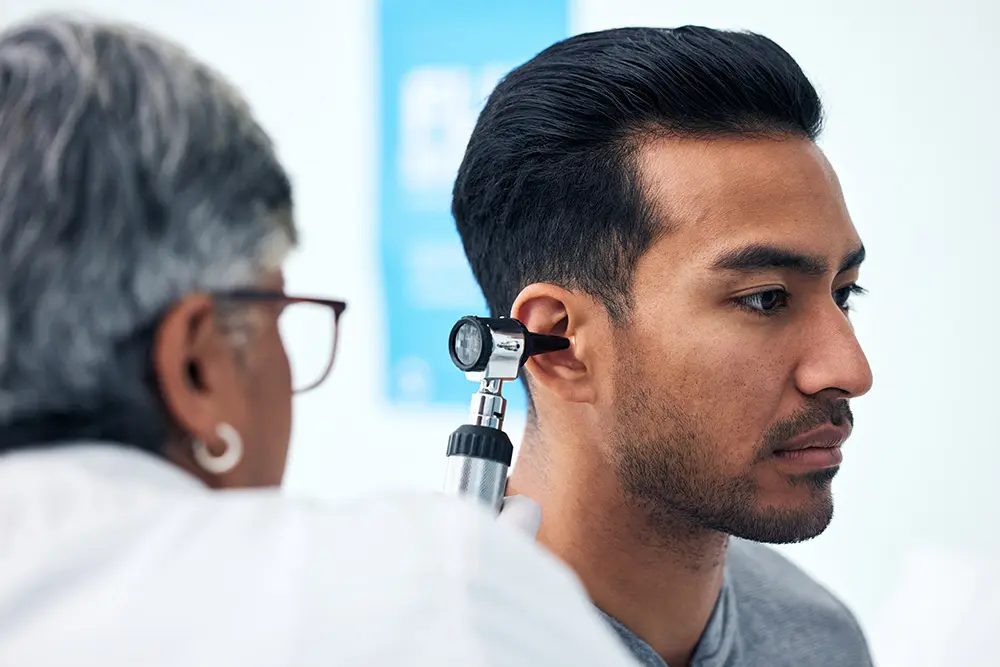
[496,494,542,539]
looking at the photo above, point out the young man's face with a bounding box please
[603,136,872,544]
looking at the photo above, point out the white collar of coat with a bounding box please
[0,441,208,492]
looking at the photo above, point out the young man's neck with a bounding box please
[509,433,729,667]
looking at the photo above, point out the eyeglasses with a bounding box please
[213,290,347,394]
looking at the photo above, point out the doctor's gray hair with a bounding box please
[0,16,296,453]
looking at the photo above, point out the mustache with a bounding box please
[760,399,853,455]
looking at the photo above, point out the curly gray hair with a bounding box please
[0,15,296,452]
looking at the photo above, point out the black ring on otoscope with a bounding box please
[448,316,493,373]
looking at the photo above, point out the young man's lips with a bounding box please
[772,423,851,469]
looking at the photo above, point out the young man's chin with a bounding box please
[729,492,836,544]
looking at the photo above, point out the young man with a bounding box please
[453,26,874,667]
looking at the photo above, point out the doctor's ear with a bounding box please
[510,284,598,405]
[154,294,238,445]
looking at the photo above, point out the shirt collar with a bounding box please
[595,567,738,667]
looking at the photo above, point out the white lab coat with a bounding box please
[0,443,638,666]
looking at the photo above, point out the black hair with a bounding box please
[453,26,823,330]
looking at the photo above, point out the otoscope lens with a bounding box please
[453,322,483,366]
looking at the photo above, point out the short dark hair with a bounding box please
[453,26,823,325]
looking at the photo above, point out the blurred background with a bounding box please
[2,0,997,664]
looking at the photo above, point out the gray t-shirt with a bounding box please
[600,539,873,667]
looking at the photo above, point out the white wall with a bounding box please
[2,1,997,665]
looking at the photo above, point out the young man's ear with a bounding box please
[511,284,598,405]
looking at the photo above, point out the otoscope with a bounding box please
[443,316,570,514]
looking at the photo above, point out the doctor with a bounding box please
[0,15,638,667]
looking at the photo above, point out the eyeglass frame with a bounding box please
[212,289,347,394]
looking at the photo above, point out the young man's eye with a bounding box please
[833,283,866,312]
[734,289,789,316]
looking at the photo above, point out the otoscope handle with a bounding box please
[443,424,514,514]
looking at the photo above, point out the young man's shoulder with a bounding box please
[727,538,872,665]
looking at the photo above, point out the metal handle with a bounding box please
[443,455,508,514]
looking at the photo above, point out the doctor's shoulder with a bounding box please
[168,489,641,666]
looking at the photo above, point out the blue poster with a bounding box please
[377,0,569,407]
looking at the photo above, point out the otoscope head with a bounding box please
[448,316,570,382]
[445,316,565,513]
